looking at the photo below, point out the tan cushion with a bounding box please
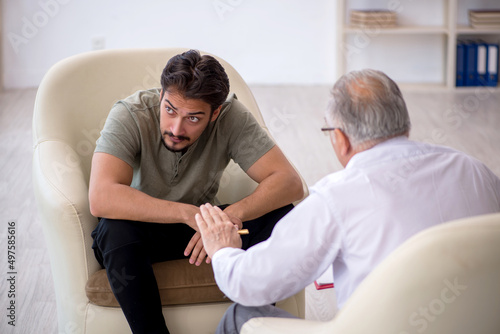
[86,259,228,307]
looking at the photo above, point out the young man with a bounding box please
[195,69,500,334]
[89,49,304,334]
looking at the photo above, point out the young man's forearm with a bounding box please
[224,170,303,222]
[89,152,200,228]
[89,184,199,228]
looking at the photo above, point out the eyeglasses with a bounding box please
[321,127,341,136]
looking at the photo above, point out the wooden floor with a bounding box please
[1,85,499,333]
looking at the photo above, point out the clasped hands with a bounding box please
[184,203,242,266]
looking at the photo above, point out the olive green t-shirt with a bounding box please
[95,88,275,206]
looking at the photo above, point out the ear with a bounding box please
[210,105,223,122]
[331,129,354,168]
[335,129,351,157]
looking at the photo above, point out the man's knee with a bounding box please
[217,303,296,334]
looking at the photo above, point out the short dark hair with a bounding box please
[160,49,230,112]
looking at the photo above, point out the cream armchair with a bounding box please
[32,48,307,334]
[242,213,500,334]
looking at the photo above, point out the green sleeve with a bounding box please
[94,101,142,167]
[222,96,275,172]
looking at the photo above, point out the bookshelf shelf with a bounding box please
[343,26,449,35]
[337,0,500,90]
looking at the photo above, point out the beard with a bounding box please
[160,119,212,153]
[161,131,191,152]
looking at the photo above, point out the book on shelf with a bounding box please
[349,10,397,28]
[465,42,478,86]
[469,9,500,29]
[456,43,465,87]
[456,40,498,87]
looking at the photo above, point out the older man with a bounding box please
[196,69,500,334]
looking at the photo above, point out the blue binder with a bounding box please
[476,43,488,86]
[464,42,478,87]
[456,42,465,87]
[486,43,499,87]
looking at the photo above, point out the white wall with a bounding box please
[2,0,337,88]
[3,0,498,89]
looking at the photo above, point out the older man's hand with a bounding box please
[195,203,243,258]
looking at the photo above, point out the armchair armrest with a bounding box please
[241,317,331,334]
[32,140,100,329]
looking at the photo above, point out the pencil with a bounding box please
[237,229,249,235]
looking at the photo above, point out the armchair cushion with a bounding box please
[86,259,228,307]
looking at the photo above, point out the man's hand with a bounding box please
[195,203,242,258]
[183,205,242,265]
[184,232,210,266]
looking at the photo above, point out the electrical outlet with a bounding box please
[91,37,106,50]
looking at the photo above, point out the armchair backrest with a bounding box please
[33,48,274,203]
[331,213,500,334]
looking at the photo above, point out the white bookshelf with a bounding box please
[337,0,500,90]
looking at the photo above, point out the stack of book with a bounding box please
[314,266,334,290]
[469,10,500,29]
[350,10,397,28]
[456,40,499,87]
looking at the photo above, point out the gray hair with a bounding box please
[326,69,411,147]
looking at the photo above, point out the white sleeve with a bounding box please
[211,191,342,306]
